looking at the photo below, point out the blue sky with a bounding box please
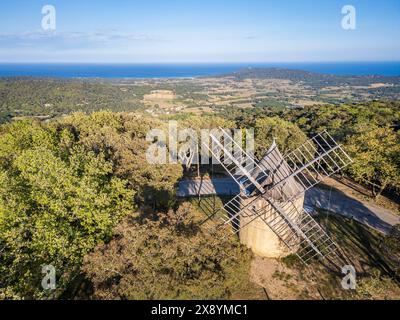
[0,0,399,63]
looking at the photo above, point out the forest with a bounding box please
[0,78,151,123]
[0,112,261,299]
[0,107,399,299]
[0,77,399,299]
[225,67,400,87]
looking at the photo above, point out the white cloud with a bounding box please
[0,30,157,49]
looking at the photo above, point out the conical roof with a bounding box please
[251,140,305,201]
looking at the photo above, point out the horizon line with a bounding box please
[1,60,400,65]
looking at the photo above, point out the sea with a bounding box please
[0,62,399,78]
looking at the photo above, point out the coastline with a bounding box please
[0,62,399,78]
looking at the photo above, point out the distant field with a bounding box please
[1,68,400,122]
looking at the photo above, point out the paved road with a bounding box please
[177,178,400,234]
[304,187,399,234]
[177,178,240,197]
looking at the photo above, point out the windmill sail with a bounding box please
[201,128,271,227]
[202,128,269,193]
[222,130,352,226]
[205,128,352,264]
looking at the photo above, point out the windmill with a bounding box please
[200,128,353,265]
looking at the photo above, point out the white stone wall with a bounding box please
[239,195,304,258]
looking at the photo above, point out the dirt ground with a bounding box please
[249,256,323,300]
[247,213,400,300]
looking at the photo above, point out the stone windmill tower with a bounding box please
[202,128,352,264]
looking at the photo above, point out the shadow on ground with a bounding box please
[306,186,397,234]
